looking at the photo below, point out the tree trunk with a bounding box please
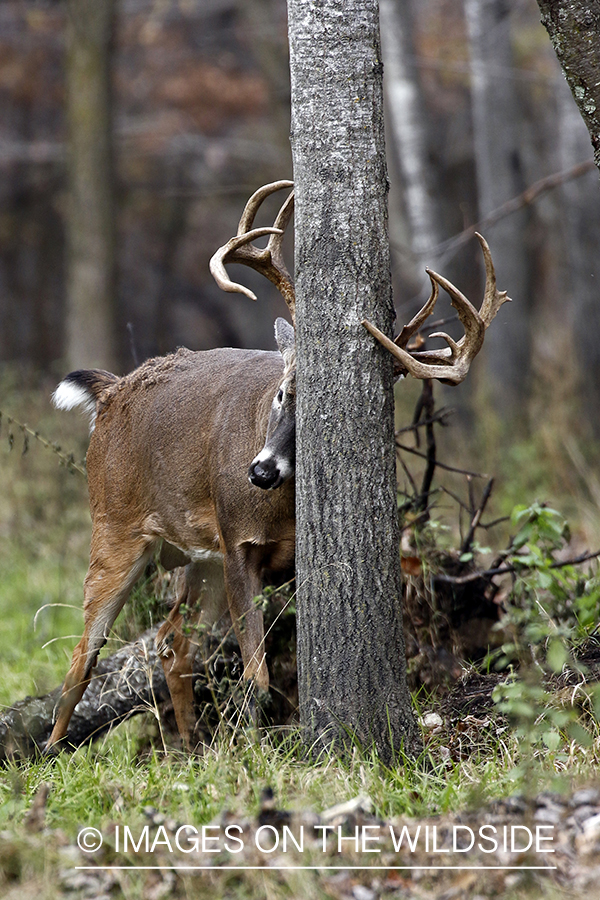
[379,0,441,272]
[65,0,118,372]
[287,0,420,764]
[536,0,600,173]
[464,0,532,420]
[536,0,600,435]
[556,75,600,437]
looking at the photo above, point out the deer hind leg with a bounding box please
[156,556,226,750]
[45,536,154,751]
[223,543,269,691]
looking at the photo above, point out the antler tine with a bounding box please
[361,320,443,380]
[393,274,439,349]
[209,181,296,324]
[237,179,293,233]
[424,267,485,363]
[475,232,510,325]
[264,188,295,320]
[269,189,295,266]
[362,234,511,385]
[209,227,284,302]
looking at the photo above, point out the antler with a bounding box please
[362,233,510,385]
[209,180,296,326]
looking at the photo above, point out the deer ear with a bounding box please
[274,317,295,367]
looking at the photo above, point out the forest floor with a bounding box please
[1,761,600,900]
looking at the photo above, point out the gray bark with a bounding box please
[287,0,420,764]
[464,0,532,419]
[65,0,118,372]
[536,0,600,173]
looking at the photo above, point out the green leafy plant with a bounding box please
[488,503,600,757]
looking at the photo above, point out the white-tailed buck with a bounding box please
[46,181,509,751]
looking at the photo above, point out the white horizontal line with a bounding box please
[76,865,558,871]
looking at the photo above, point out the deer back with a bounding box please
[85,346,295,557]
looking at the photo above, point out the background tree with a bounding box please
[64,0,118,372]
[379,0,441,285]
[287,0,420,763]
[536,0,600,172]
[464,0,532,421]
[535,0,600,437]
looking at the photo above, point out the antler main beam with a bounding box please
[209,180,296,325]
[362,233,510,385]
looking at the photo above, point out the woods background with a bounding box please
[1,0,599,482]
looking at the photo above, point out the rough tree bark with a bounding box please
[65,0,118,372]
[287,0,420,764]
[536,0,600,173]
[464,0,532,419]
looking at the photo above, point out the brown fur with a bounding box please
[47,347,295,751]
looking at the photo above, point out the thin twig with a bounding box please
[396,407,454,435]
[439,484,476,515]
[397,448,419,497]
[477,515,511,530]
[401,159,597,264]
[0,409,86,477]
[460,478,494,556]
[396,440,488,478]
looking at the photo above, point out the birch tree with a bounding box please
[536,0,600,432]
[287,0,420,763]
[379,0,441,276]
[556,76,600,433]
[464,0,532,418]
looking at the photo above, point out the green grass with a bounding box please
[1,719,594,836]
[0,720,598,899]
[0,375,91,704]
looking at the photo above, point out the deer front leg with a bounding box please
[156,557,227,750]
[46,536,153,751]
[223,544,269,691]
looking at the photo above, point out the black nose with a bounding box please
[248,460,281,490]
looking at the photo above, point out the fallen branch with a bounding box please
[435,549,600,586]
[0,593,298,762]
[0,627,167,761]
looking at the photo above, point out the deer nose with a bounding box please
[248,458,281,490]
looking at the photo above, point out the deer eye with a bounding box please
[276,389,284,404]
